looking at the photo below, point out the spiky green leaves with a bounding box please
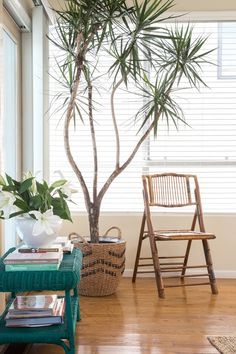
[156,25,214,88]
[134,24,213,136]
[135,73,186,137]
[47,0,215,242]
[107,0,176,84]
[50,0,213,139]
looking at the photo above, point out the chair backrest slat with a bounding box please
[144,173,197,207]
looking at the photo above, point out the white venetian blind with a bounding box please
[146,21,236,212]
[49,21,236,213]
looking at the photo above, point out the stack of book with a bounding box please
[3,236,74,272]
[3,247,64,272]
[5,294,65,327]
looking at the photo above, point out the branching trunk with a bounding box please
[85,120,155,241]
[97,120,155,204]
[64,34,91,212]
[87,87,159,241]
[96,83,174,206]
[64,29,100,233]
[65,47,172,242]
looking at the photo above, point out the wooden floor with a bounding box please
[10,278,236,353]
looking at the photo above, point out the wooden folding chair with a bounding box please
[132,173,218,298]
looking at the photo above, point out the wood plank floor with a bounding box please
[10,278,236,353]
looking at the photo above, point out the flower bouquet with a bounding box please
[0,172,75,247]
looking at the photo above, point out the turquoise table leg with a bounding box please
[65,290,75,354]
[73,287,80,321]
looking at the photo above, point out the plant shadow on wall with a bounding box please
[49,0,213,295]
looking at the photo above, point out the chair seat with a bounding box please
[151,230,216,241]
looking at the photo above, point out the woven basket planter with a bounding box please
[69,227,126,297]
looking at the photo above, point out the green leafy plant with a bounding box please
[50,0,213,243]
[0,172,73,222]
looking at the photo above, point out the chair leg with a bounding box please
[202,239,218,294]
[148,236,165,299]
[181,240,192,277]
[132,213,146,283]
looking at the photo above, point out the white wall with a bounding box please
[167,0,236,11]
[22,0,33,15]
[48,0,236,11]
[60,213,236,277]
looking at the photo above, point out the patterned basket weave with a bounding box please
[69,227,126,296]
[208,336,236,354]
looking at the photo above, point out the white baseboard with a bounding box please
[215,270,236,278]
[124,269,236,279]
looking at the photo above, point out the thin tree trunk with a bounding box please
[88,202,101,243]
[64,63,91,212]
[111,78,123,169]
[88,82,98,204]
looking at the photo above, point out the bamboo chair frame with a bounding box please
[132,173,218,298]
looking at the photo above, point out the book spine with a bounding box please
[4,259,61,264]
[5,315,63,325]
[18,247,60,253]
[5,263,60,271]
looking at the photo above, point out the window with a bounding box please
[3,29,17,176]
[2,24,20,250]
[49,19,236,213]
[218,22,236,78]
[145,21,236,212]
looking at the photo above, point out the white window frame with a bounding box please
[22,5,49,180]
[1,8,22,251]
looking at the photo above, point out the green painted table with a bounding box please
[0,247,82,354]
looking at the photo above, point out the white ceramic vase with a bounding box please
[15,216,62,248]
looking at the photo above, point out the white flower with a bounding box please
[22,171,37,195]
[0,175,6,185]
[60,181,77,199]
[29,209,62,236]
[0,187,16,219]
[54,170,77,199]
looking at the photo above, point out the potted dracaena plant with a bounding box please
[49,0,212,296]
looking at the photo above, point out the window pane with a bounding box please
[3,30,17,250]
[146,22,236,213]
[218,22,236,78]
[149,22,236,162]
